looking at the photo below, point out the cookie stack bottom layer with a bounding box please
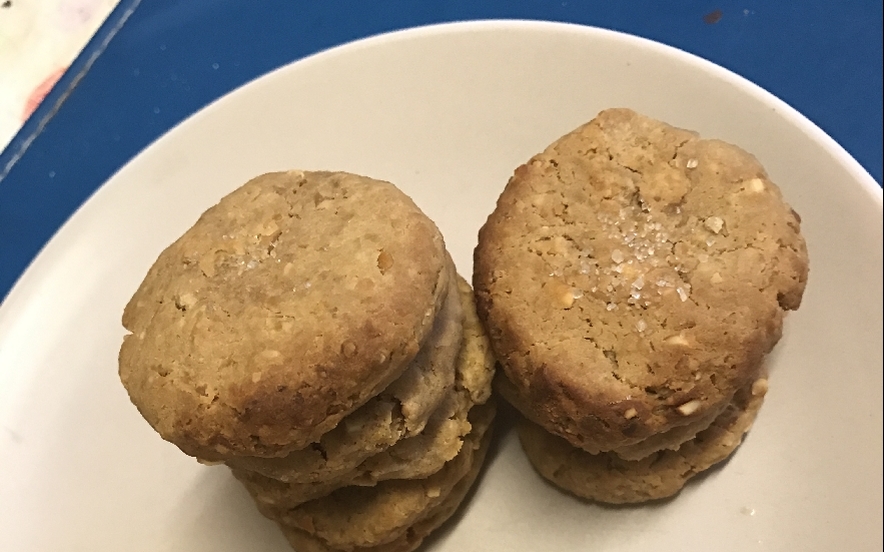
[236,275,497,551]
[513,375,767,504]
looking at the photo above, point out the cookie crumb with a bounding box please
[676,399,701,416]
[746,178,766,193]
[623,408,638,420]
[664,334,690,347]
[751,378,769,397]
[341,340,358,357]
[704,216,724,234]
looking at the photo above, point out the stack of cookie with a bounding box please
[119,171,495,551]
[473,109,808,503]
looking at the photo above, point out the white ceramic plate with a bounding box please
[0,21,881,552]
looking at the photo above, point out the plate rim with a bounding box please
[0,20,881,549]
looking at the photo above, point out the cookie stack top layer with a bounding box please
[474,108,809,453]
[119,171,448,460]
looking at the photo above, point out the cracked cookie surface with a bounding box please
[119,171,448,460]
[474,108,808,453]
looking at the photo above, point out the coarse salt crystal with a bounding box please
[635,319,647,332]
[704,216,724,234]
[611,249,625,263]
[686,158,699,169]
[676,287,689,302]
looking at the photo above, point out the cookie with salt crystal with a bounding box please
[474,108,808,454]
[119,170,448,461]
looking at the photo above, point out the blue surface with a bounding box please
[0,0,881,304]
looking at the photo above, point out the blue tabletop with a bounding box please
[0,0,881,304]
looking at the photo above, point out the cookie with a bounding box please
[236,401,494,509]
[278,429,489,552]
[517,375,768,504]
[355,276,495,480]
[119,170,449,460]
[226,263,462,482]
[357,395,493,484]
[494,370,727,461]
[234,276,496,507]
[474,108,808,454]
[256,411,494,551]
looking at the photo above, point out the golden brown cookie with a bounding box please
[226,265,463,482]
[255,411,494,552]
[236,401,494,509]
[119,171,448,460]
[517,375,768,504]
[494,370,728,461]
[234,276,496,508]
[474,108,808,454]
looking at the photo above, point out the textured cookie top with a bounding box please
[233,276,496,505]
[119,171,447,458]
[474,109,808,451]
[226,266,462,482]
